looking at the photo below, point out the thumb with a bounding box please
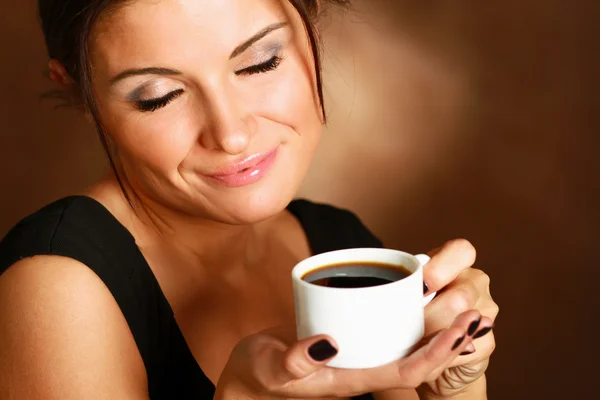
[278,335,338,381]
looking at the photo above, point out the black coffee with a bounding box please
[302,262,411,288]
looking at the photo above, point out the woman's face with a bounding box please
[89,0,323,224]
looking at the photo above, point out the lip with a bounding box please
[205,147,279,188]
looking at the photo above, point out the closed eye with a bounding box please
[236,55,282,76]
[135,89,184,112]
[133,55,281,112]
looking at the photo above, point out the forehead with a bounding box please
[90,0,289,77]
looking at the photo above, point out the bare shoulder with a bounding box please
[0,255,148,399]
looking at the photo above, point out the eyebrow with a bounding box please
[110,67,182,85]
[229,22,287,59]
[110,22,288,85]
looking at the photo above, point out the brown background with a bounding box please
[1,1,598,399]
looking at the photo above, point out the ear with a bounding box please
[48,59,86,109]
[48,59,75,89]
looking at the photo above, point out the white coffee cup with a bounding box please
[292,248,436,369]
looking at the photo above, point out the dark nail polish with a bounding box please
[460,350,475,356]
[452,335,466,351]
[473,326,493,339]
[423,281,429,295]
[468,318,481,336]
[308,340,338,362]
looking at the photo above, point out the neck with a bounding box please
[87,178,271,272]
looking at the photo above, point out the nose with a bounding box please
[199,83,256,155]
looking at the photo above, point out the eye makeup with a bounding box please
[234,41,283,73]
[125,41,286,113]
[134,89,184,112]
[236,54,282,76]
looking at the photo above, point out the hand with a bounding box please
[215,310,484,399]
[419,239,499,398]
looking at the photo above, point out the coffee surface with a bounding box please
[302,262,411,288]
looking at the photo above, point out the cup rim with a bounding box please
[292,248,423,292]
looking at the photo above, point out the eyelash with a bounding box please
[134,55,283,113]
[135,89,184,112]
[236,55,282,76]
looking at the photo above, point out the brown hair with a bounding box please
[38,0,348,201]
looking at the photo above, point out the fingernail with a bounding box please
[423,281,429,295]
[452,335,466,351]
[308,339,338,362]
[473,326,493,339]
[468,317,481,336]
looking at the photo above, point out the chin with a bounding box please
[231,195,291,225]
[188,170,301,226]
[203,186,296,225]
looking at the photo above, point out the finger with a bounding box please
[449,317,495,367]
[485,297,500,322]
[327,310,483,396]
[281,312,490,398]
[427,246,442,258]
[412,310,482,382]
[460,342,476,356]
[264,326,301,345]
[424,277,479,334]
[278,335,339,381]
[423,239,476,295]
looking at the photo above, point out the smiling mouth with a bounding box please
[204,147,279,188]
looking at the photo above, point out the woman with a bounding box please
[0,0,498,399]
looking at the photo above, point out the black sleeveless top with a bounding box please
[0,196,381,399]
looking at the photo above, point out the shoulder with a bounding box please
[287,198,384,254]
[0,254,147,398]
[0,195,137,277]
[0,196,80,265]
[0,255,132,327]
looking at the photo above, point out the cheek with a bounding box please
[105,104,198,173]
[249,55,321,138]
